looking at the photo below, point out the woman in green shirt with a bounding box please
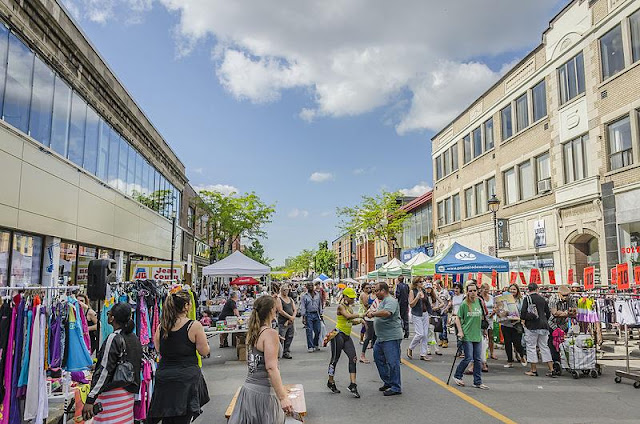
[453,281,489,390]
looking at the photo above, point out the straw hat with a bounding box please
[558,285,571,296]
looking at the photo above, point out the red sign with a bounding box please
[611,268,617,287]
[584,266,595,290]
[635,266,640,286]
[568,269,574,286]
[491,270,497,288]
[434,274,441,281]
[617,263,630,290]
[548,270,556,285]
[477,272,483,285]
[510,272,517,285]
[529,269,541,285]
[519,272,527,285]
[467,273,473,281]
[444,274,449,288]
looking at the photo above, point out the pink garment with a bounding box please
[138,296,150,346]
[0,301,18,424]
[133,361,153,420]
[151,301,159,342]
[78,304,91,352]
[552,328,565,351]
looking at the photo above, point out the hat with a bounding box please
[342,287,357,299]
[558,285,571,296]
[571,282,580,287]
[424,282,433,288]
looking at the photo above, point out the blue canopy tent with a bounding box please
[317,274,330,281]
[434,242,509,274]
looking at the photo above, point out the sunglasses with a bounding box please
[467,289,477,292]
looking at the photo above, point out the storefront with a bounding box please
[616,187,640,268]
[0,228,44,287]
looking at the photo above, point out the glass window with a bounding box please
[504,168,517,205]
[608,115,633,170]
[472,126,482,158]
[600,24,625,79]
[28,56,54,146]
[563,135,587,183]
[107,128,120,188]
[118,137,128,193]
[50,75,71,157]
[464,188,473,218]
[515,93,529,132]
[537,152,551,183]
[146,161,154,196]
[76,245,97,286]
[519,161,534,200]
[141,159,149,197]
[444,197,452,225]
[435,155,442,180]
[127,144,135,196]
[452,193,460,222]
[188,206,195,229]
[558,52,585,105]
[135,150,143,196]
[3,34,34,133]
[83,106,99,174]
[10,232,42,287]
[532,80,547,122]
[443,149,451,175]
[501,104,512,140]
[475,182,485,214]
[59,241,77,285]
[67,91,87,166]
[0,25,9,114]
[484,118,494,151]
[463,134,471,163]
[487,176,496,198]
[0,230,9,287]
[631,9,640,62]
[96,119,110,180]
[451,143,459,171]
[437,201,444,227]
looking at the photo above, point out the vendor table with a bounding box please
[205,328,249,361]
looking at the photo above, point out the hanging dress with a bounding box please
[0,299,18,424]
[9,298,26,424]
[65,299,92,372]
[0,302,13,403]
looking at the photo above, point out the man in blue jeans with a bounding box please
[300,282,323,352]
[367,282,403,396]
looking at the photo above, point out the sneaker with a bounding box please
[282,352,292,359]
[442,341,449,348]
[426,349,431,356]
[435,350,442,356]
[503,363,513,368]
[383,389,401,396]
[406,348,413,359]
[308,348,315,353]
[453,377,465,387]
[315,347,321,351]
[474,384,490,390]
[378,384,391,392]
[420,356,432,361]
[437,341,443,347]
[327,381,341,394]
[348,383,360,398]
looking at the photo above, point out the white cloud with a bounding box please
[192,167,204,175]
[309,172,334,183]
[288,208,309,218]
[399,182,431,197]
[68,0,561,133]
[193,183,239,196]
[62,0,152,24]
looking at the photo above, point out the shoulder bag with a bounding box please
[111,334,135,386]
[525,295,539,320]
[479,299,490,330]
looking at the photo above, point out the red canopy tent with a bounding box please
[230,276,260,286]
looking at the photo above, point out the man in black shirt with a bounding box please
[218,292,240,348]
[520,283,554,377]
[395,276,410,338]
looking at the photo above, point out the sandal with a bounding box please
[359,358,371,364]
[420,356,432,361]
[525,371,539,377]
[490,354,499,360]
[407,348,413,360]
[545,371,556,378]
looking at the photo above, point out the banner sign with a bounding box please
[477,272,483,285]
[584,266,595,290]
[519,272,527,285]
[491,270,497,288]
[533,219,546,248]
[130,261,184,281]
[497,219,510,249]
[510,272,517,285]
[611,268,617,287]
[548,270,556,285]
[635,266,640,286]
[568,269,574,286]
[529,268,541,285]
[617,263,630,290]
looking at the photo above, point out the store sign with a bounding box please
[584,266,595,290]
[533,220,546,248]
[130,261,183,281]
[497,219,510,249]
[617,263,630,290]
[195,240,210,259]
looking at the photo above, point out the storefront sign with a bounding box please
[584,266,595,290]
[130,261,184,281]
[533,220,546,248]
[497,219,510,249]
[195,240,210,259]
[617,263,630,290]
[548,270,556,285]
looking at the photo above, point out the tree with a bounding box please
[286,249,315,277]
[336,190,409,260]
[195,190,275,260]
[244,239,273,266]
[314,241,337,276]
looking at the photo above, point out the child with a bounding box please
[200,311,212,327]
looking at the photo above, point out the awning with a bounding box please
[202,251,271,277]
[432,242,509,274]
[230,276,260,285]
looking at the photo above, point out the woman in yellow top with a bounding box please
[327,287,364,398]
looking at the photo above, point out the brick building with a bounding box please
[432,0,640,285]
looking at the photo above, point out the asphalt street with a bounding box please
[198,305,640,424]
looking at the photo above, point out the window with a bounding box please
[563,135,587,183]
[83,106,99,175]
[452,194,460,222]
[532,80,547,122]
[445,197,452,225]
[435,155,442,180]
[29,56,54,146]
[504,168,517,205]
[118,137,128,193]
[141,160,149,196]
[10,232,42,287]
[608,115,633,170]
[188,206,195,229]
[0,26,8,117]
[0,230,9,287]
[475,182,485,214]
[127,142,135,196]
[67,91,87,167]
[3,33,34,133]
[59,241,76,285]
[451,143,459,171]
[50,75,71,157]
[107,129,120,188]
[135,151,143,195]
[96,119,110,181]
[519,161,534,200]
[443,149,451,176]
[501,105,512,140]
[464,188,473,218]
[472,126,482,158]
[515,93,529,132]
[437,201,444,227]
[484,118,494,151]
[536,153,551,193]
[600,24,625,79]
[463,134,471,164]
[631,9,640,62]
[558,52,585,105]
[487,176,496,198]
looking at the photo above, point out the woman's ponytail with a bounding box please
[161,290,191,339]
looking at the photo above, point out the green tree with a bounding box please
[314,241,337,276]
[244,239,273,266]
[287,249,315,277]
[337,190,409,260]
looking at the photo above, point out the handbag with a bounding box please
[429,316,443,333]
[525,295,539,320]
[480,299,489,330]
[111,334,135,386]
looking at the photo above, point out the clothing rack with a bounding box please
[614,324,640,389]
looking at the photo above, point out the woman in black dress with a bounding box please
[148,289,211,423]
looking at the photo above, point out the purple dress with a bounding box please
[0,299,18,424]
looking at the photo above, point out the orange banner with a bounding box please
[617,263,630,290]
[492,270,498,288]
[635,266,640,286]
[584,266,595,290]
[548,270,556,285]
[510,272,517,285]
[611,268,617,287]
[519,272,527,285]
[568,269,574,286]
[529,268,541,285]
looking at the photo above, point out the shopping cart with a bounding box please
[559,333,601,379]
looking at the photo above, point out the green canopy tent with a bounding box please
[411,245,453,276]
[367,258,411,279]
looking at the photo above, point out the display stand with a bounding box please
[614,324,640,388]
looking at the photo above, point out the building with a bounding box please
[332,233,356,279]
[355,236,375,278]
[0,0,187,286]
[431,0,640,285]
[400,191,434,262]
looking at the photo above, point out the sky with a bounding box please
[61,0,567,265]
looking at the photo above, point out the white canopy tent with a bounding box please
[404,252,430,267]
[202,251,271,277]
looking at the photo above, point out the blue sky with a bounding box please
[64,0,566,265]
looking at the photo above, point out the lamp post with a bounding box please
[170,211,177,283]
[488,194,501,289]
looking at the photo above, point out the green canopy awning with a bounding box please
[367,258,411,279]
[411,245,453,276]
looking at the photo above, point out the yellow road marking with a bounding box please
[324,314,517,424]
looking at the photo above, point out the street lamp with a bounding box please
[170,211,177,283]
[488,194,501,289]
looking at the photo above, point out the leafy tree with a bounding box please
[337,190,408,260]
[286,249,315,277]
[244,239,273,266]
[314,241,337,276]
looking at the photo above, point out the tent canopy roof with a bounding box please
[434,242,509,274]
[404,252,430,267]
[202,251,271,277]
